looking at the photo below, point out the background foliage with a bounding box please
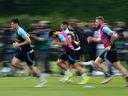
[0,0,128,29]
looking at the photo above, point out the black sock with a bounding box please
[104,72,111,77]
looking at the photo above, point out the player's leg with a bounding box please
[57,53,75,82]
[67,50,90,84]
[11,51,24,70]
[113,61,127,76]
[26,50,47,87]
[28,65,47,87]
[109,49,128,86]
[57,59,74,82]
[57,53,71,70]
[60,61,76,82]
[95,56,108,73]
[95,56,113,84]
[112,61,128,86]
[28,65,40,77]
[57,58,68,71]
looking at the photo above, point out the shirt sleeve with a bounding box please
[18,28,28,39]
[103,26,113,35]
[58,34,66,42]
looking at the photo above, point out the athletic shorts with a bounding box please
[59,53,68,61]
[67,49,79,64]
[99,49,119,63]
[75,50,81,60]
[15,49,35,66]
[59,48,78,64]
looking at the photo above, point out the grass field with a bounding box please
[0,76,127,96]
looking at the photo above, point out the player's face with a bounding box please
[61,24,68,30]
[95,19,101,29]
[11,22,17,30]
[52,32,57,38]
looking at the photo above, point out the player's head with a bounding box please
[49,30,58,38]
[61,21,69,31]
[95,16,104,28]
[11,18,19,30]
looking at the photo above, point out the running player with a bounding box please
[60,21,85,82]
[49,30,90,84]
[87,16,128,86]
[10,18,46,87]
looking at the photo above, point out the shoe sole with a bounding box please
[34,80,47,87]
[100,76,113,84]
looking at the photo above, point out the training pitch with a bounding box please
[0,76,127,96]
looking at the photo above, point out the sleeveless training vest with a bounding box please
[60,31,74,53]
[100,24,111,48]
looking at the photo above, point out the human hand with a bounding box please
[53,40,59,45]
[87,36,93,43]
[74,41,80,45]
[105,46,111,51]
[13,42,20,48]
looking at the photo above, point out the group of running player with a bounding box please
[10,16,128,87]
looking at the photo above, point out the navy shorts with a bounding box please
[100,49,119,63]
[15,49,35,66]
[59,48,78,64]
[59,53,68,61]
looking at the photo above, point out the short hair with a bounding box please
[11,18,19,24]
[49,30,56,37]
[96,16,104,22]
[62,21,69,25]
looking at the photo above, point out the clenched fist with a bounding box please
[13,42,19,48]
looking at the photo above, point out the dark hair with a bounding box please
[62,21,69,25]
[96,16,104,22]
[49,30,56,37]
[11,18,19,24]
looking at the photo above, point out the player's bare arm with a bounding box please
[13,36,31,48]
[53,40,67,46]
[87,36,101,43]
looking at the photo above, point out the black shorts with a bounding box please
[15,49,35,66]
[59,48,78,64]
[59,53,68,61]
[75,49,81,60]
[100,49,119,63]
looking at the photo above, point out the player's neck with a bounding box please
[16,25,20,30]
[100,23,105,29]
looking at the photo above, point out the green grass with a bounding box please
[0,76,127,96]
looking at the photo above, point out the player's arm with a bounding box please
[109,32,118,46]
[67,32,74,40]
[68,31,80,45]
[73,33,80,45]
[87,36,101,43]
[105,32,118,51]
[57,41,67,46]
[53,34,67,46]
[31,35,47,41]
[53,40,67,46]
[103,26,118,46]
[19,35,31,46]
[68,31,74,37]
[73,40,80,45]
[13,30,31,48]
[103,26,118,51]
[13,36,31,48]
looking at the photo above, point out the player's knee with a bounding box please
[11,57,19,66]
[57,61,61,66]
[57,60,62,66]
[94,60,99,66]
[11,60,16,66]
